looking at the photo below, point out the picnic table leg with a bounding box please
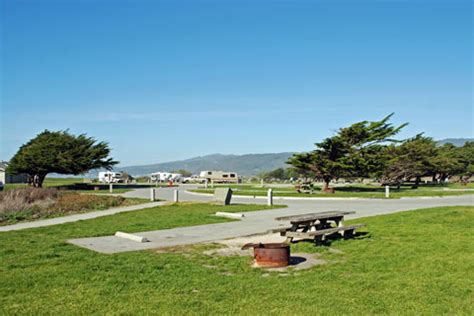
[344,229,355,239]
[314,235,324,246]
[336,217,345,237]
[284,224,299,244]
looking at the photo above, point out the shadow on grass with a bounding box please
[291,231,371,247]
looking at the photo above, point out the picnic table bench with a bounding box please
[271,211,366,244]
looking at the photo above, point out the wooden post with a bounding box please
[267,188,273,206]
[174,189,179,203]
[385,185,390,198]
[150,188,155,201]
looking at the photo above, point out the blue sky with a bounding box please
[1,0,472,166]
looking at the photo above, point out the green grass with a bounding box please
[192,183,474,198]
[4,178,85,191]
[0,204,472,314]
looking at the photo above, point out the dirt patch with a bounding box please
[204,233,327,271]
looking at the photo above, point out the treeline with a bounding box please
[262,114,472,192]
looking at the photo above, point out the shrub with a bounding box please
[0,188,58,217]
[0,187,126,223]
[54,194,125,213]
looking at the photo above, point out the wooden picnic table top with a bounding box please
[275,211,355,223]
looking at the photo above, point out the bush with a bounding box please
[55,194,125,213]
[0,187,126,223]
[0,188,58,215]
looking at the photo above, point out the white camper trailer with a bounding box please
[199,171,240,183]
[98,171,124,183]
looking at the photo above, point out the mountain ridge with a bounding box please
[113,152,296,177]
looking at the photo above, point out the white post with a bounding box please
[385,185,390,198]
[204,179,208,188]
[261,179,264,187]
[109,182,113,193]
[267,188,273,206]
[174,190,179,203]
[150,188,155,201]
[210,180,214,188]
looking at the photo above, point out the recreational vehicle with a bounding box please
[98,171,124,183]
[150,172,182,183]
[199,171,240,183]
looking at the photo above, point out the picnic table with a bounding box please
[271,211,366,244]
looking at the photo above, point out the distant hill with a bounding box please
[104,152,295,177]
[437,138,473,146]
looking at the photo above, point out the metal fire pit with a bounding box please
[241,243,290,267]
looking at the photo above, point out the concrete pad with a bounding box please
[252,253,326,271]
[216,233,286,247]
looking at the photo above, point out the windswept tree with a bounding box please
[431,143,463,182]
[7,130,118,187]
[288,114,407,192]
[458,141,474,183]
[381,136,466,186]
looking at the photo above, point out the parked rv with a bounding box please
[98,171,124,183]
[150,172,182,183]
[182,175,206,184]
[199,170,240,183]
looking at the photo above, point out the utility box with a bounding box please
[214,188,233,205]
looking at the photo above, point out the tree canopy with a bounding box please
[7,130,118,187]
[288,114,473,190]
[288,114,407,191]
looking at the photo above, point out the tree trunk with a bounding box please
[321,177,335,193]
[32,174,47,188]
[412,176,421,189]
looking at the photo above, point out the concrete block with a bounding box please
[214,188,233,205]
[115,231,149,243]
[215,212,244,219]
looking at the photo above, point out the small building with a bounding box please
[0,161,28,184]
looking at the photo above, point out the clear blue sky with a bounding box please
[1,0,472,166]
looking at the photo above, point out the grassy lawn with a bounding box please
[4,178,86,191]
[191,183,474,198]
[0,204,472,314]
